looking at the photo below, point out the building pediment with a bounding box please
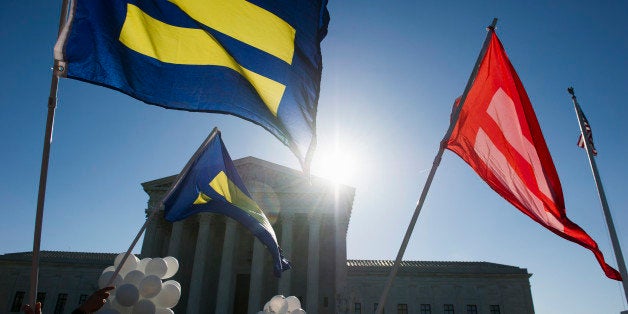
[141,156,356,217]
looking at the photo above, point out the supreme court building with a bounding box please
[0,157,534,313]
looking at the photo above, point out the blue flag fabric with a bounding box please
[55,0,329,173]
[162,129,290,276]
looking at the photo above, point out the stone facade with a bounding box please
[0,157,534,314]
[343,260,534,314]
[139,157,354,314]
[0,251,116,314]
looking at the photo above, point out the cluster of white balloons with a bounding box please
[96,254,182,314]
[259,295,306,314]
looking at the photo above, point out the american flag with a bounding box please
[577,112,597,156]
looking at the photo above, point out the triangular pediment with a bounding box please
[141,156,355,218]
[141,174,177,192]
[142,156,355,196]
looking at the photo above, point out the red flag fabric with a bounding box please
[445,32,621,281]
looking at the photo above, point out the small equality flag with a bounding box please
[445,32,621,280]
[54,0,330,174]
[577,112,598,156]
[162,128,290,277]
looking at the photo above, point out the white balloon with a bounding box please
[132,299,156,314]
[145,258,168,278]
[124,270,145,287]
[114,253,138,268]
[113,253,140,277]
[102,265,116,274]
[285,296,301,312]
[155,308,174,314]
[114,254,140,277]
[139,275,162,298]
[291,309,306,314]
[269,295,288,313]
[154,283,181,309]
[137,258,152,273]
[115,284,140,307]
[278,305,289,314]
[99,271,123,288]
[163,280,180,291]
[162,256,179,279]
[263,301,271,311]
[111,299,132,314]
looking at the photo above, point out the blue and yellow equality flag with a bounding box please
[54,0,330,173]
[162,128,290,276]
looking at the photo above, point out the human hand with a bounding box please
[23,302,41,314]
[77,286,115,313]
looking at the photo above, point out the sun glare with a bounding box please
[312,149,358,184]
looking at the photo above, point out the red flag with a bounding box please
[445,32,621,281]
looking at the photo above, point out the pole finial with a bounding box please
[567,87,577,101]
[487,18,498,31]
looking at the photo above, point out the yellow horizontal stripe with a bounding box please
[169,0,295,64]
[119,4,284,116]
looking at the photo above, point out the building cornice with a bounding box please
[347,259,531,278]
[0,251,123,267]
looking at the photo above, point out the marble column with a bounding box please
[334,202,349,300]
[167,220,185,258]
[278,213,294,295]
[215,219,238,314]
[141,208,156,256]
[247,238,265,314]
[306,214,321,313]
[187,213,212,314]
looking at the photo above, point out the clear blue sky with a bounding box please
[1,1,627,313]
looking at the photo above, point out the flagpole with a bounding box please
[106,208,161,286]
[375,18,498,314]
[107,126,219,285]
[161,127,220,202]
[568,87,628,311]
[28,0,70,308]
[106,123,217,285]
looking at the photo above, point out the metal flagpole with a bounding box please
[374,18,498,314]
[28,0,70,308]
[568,87,628,312]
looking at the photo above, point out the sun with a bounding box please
[311,149,358,184]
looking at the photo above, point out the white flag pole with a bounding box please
[374,18,498,314]
[107,127,220,285]
[568,87,628,313]
[106,128,221,285]
[161,127,220,203]
[28,0,70,308]
[106,208,161,286]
